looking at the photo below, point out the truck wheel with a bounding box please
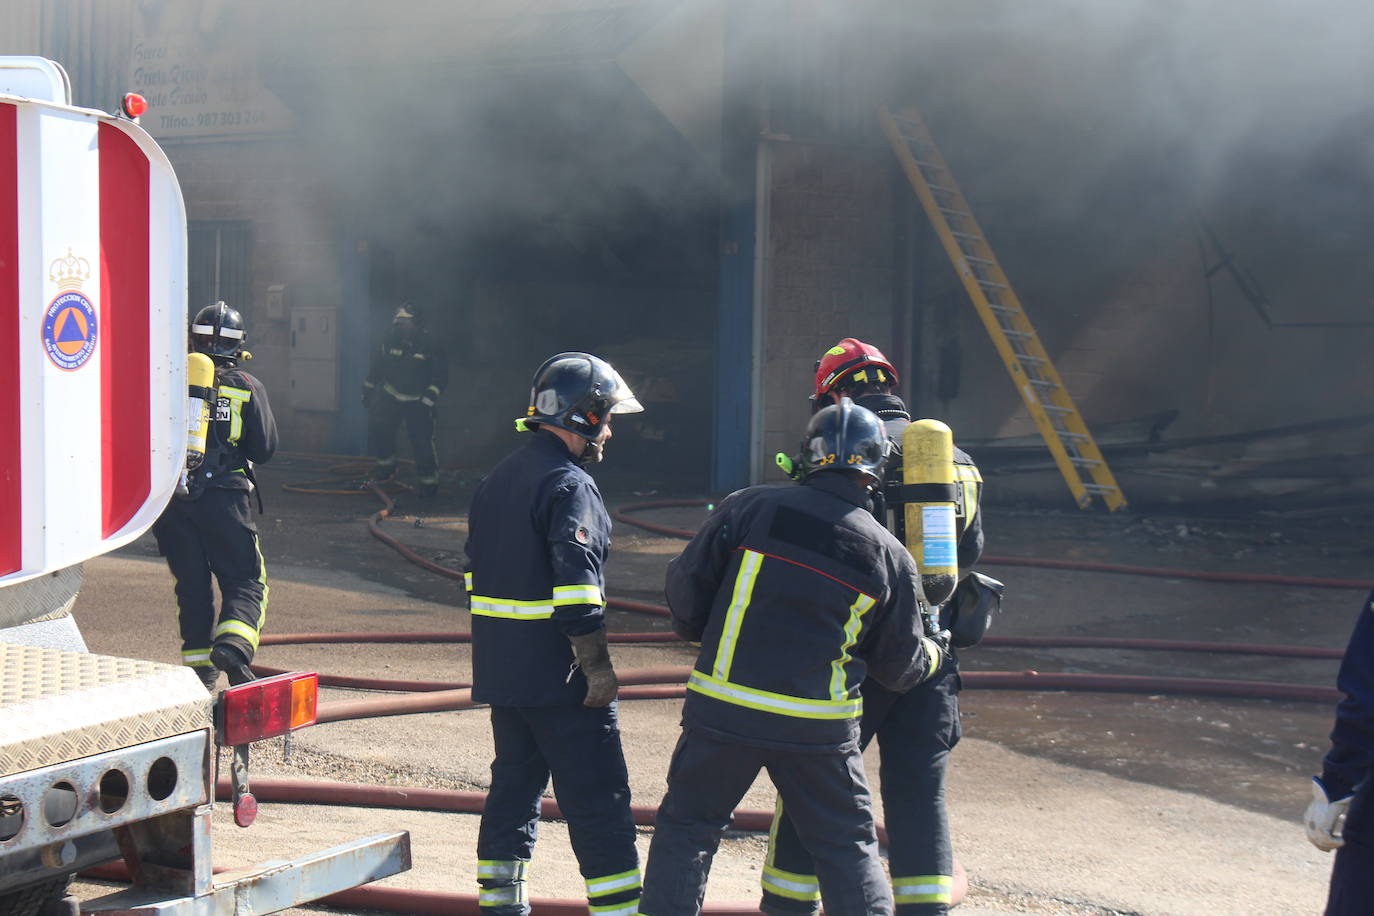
[0,876,73,916]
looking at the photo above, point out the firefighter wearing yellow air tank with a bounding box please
[761,338,997,916]
[153,302,278,692]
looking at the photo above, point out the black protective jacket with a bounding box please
[185,366,277,499]
[464,430,610,706]
[363,329,449,403]
[665,473,937,748]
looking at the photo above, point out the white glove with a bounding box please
[1305,777,1352,851]
[421,396,435,408]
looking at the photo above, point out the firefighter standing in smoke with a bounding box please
[362,304,448,496]
[463,352,644,916]
[1305,586,1374,915]
[153,302,278,691]
[638,399,948,916]
[760,338,988,915]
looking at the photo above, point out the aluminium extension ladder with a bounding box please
[879,105,1127,511]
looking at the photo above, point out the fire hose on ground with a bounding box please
[82,468,1363,914]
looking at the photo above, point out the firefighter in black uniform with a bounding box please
[638,399,948,916]
[1306,586,1374,915]
[464,352,644,916]
[153,302,278,691]
[362,304,448,496]
[760,338,988,915]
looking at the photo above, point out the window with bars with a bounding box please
[188,222,252,314]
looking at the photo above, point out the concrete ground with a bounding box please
[67,456,1372,914]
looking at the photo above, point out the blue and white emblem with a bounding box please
[42,290,98,371]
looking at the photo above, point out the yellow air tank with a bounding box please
[901,419,958,610]
[186,352,215,469]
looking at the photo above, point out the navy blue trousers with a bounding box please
[476,703,639,915]
[762,665,961,915]
[640,726,892,916]
[1326,782,1374,916]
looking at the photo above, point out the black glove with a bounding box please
[917,632,950,684]
[361,389,374,409]
[568,629,618,707]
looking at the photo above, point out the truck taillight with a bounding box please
[218,672,319,746]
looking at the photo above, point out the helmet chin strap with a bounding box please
[578,438,605,466]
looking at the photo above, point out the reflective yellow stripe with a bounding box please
[381,382,421,402]
[586,867,641,897]
[920,636,941,681]
[181,649,212,666]
[464,571,473,591]
[219,385,250,443]
[687,670,862,719]
[553,584,603,605]
[761,865,821,901]
[713,550,763,681]
[589,901,640,915]
[830,592,875,700]
[893,874,952,904]
[955,463,981,525]
[214,618,261,650]
[470,597,554,620]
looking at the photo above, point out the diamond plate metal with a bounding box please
[0,564,82,631]
[0,645,212,778]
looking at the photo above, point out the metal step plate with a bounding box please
[0,645,211,777]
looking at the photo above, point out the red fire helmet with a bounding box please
[813,338,900,399]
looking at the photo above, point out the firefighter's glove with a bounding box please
[1305,777,1352,851]
[568,629,619,707]
[918,634,949,685]
[361,390,374,409]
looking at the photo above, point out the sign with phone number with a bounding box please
[128,33,294,140]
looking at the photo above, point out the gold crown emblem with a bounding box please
[49,248,92,291]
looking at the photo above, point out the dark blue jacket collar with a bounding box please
[802,471,874,509]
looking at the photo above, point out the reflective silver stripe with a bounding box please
[687,670,862,719]
[464,571,473,591]
[761,865,821,901]
[553,584,603,604]
[470,597,554,620]
[476,859,528,880]
[192,324,244,338]
[589,901,640,916]
[893,874,952,903]
[586,868,641,897]
[478,884,527,905]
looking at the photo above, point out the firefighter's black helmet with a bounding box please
[190,301,245,364]
[520,351,643,440]
[797,397,889,482]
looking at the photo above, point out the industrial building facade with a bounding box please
[6,0,1372,506]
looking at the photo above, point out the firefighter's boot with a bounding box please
[211,643,257,686]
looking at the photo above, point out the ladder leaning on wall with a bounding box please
[879,104,1127,512]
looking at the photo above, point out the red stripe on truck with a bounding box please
[0,105,20,575]
[98,122,151,539]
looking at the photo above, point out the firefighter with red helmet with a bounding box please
[638,399,948,916]
[464,352,644,915]
[759,337,990,916]
[153,302,278,691]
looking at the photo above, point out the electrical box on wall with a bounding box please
[265,283,287,320]
[289,305,339,411]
